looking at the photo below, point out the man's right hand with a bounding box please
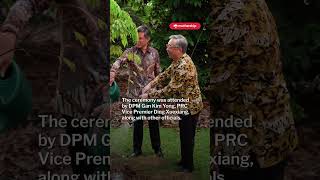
[0,32,16,77]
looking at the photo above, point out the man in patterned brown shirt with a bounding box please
[206,0,298,179]
[110,25,163,157]
[0,0,108,179]
[142,35,203,172]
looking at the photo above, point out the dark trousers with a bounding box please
[64,115,94,180]
[133,119,161,153]
[178,113,199,171]
[218,160,286,180]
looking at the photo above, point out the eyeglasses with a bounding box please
[166,43,179,48]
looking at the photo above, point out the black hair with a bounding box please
[137,25,151,39]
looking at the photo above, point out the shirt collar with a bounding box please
[134,45,151,54]
[173,53,187,65]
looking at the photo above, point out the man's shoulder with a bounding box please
[183,54,192,60]
[178,54,196,69]
[148,46,159,54]
[181,54,193,64]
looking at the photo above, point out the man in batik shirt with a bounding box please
[142,34,203,172]
[110,25,163,157]
[0,0,108,179]
[206,0,298,179]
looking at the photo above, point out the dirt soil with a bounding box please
[111,154,193,180]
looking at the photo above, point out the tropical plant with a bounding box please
[110,0,138,59]
[117,0,211,90]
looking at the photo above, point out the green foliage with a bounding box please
[110,45,123,57]
[198,67,210,97]
[60,57,76,72]
[280,23,320,82]
[267,0,320,122]
[118,0,211,90]
[268,1,320,82]
[290,99,306,124]
[0,0,15,12]
[110,0,138,55]
[74,31,88,47]
[97,18,107,30]
[127,52,142,64]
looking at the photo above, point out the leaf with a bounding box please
[120,33,128,47]
[74,31,87,47]
[110,45,123,56]
[110,0,138,46]
[127,52,141,64]
[97,18,107,30]
[60,57,76,72]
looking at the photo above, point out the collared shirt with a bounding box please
[1,0,108,117]
[111,46,161,98]
[207,0,298,168]
[148,54,203,115]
